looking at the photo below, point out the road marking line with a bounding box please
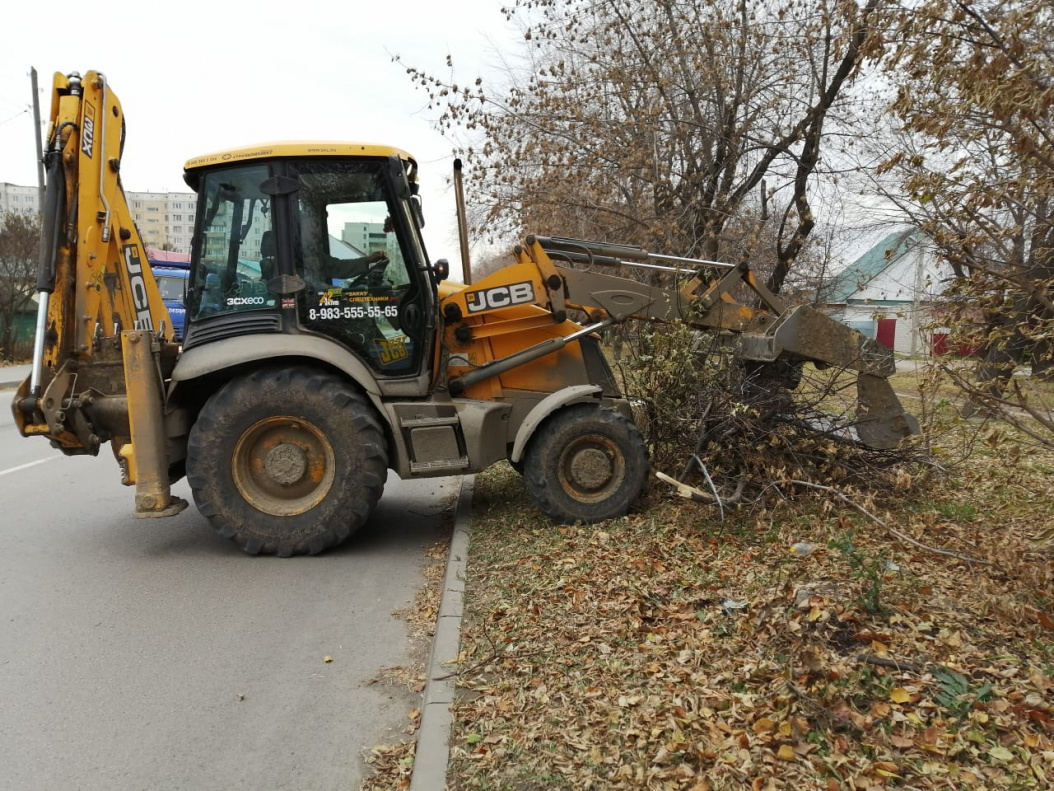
[0,457,57,477]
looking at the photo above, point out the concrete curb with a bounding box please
[410,474,473,791]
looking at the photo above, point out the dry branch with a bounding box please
[789,479,998,570]
[854,653,924,674]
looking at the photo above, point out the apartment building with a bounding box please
[1,182,197,254]
[125,191,197,254]
[0,182,42,217]
[341,221,388,256]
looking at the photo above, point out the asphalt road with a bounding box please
[0,395,456,791]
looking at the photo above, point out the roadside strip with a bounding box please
[410,475,473,791]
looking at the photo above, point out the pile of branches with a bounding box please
[615,322,928,514]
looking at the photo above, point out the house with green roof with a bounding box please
[819,229,954,356]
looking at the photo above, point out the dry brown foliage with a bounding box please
[615,323,926,502]
[873,1,1054,421]
[446,437,1053,789]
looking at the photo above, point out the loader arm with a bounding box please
[11,71,185,516]
[441,235,918,449]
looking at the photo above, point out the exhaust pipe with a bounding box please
[453,158,472,285]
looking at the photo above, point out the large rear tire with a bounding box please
[186,367,388,556]
[523,403,648,524]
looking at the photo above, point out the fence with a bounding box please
[1,313,35,361]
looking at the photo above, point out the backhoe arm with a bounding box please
[11,71,184,516]
[442,235,917,449]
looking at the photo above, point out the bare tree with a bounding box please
[400,0,882,293]
[0,211,39,361]
[875,0,1054,404]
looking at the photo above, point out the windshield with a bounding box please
[155,275,186,302]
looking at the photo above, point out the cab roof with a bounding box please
[183,142,417,173]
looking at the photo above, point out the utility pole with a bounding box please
[31,67,45,214]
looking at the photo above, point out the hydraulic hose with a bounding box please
[36,154,64,294]
[29,154,66,397]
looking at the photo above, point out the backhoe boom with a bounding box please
[12,71,184,516]
[441,235,918,449]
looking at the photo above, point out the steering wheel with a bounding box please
[344,257,389,290]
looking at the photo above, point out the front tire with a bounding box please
[186,366,388,556]
[523,403,648,524]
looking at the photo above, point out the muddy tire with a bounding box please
[523,403,648,524]
[186,367,388,556]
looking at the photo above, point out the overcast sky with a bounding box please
[0,0,519,280]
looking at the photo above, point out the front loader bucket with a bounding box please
[855,374,920,449]
[735,306,919,450]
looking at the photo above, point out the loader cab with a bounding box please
[181,143,435,379]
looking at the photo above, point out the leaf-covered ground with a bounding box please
[441,442,1053,790]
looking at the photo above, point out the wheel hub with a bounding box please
[264,443,308,486]
[568,447,613,491]
[232,417,336,517]
[558,435,626,503]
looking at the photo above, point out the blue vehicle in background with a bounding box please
[148,254,190,342]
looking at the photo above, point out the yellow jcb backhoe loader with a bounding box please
[12,71,918,555]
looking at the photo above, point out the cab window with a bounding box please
[188,165,276,321]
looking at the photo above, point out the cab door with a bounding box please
[290,158,435,379]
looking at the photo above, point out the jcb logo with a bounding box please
[465,281,535,314]
[122,244,153,331]
[82,103,95,159]
[376,337,409,365]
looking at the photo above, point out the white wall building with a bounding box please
[820,229,956,356]
[341,222,388,257]
[0,182,42,217]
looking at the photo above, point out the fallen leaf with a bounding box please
[988,745,1014,762]
[753,717,777,734]
[873,760,900,776]
[890,687,911,704]
[777,744,796,762]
